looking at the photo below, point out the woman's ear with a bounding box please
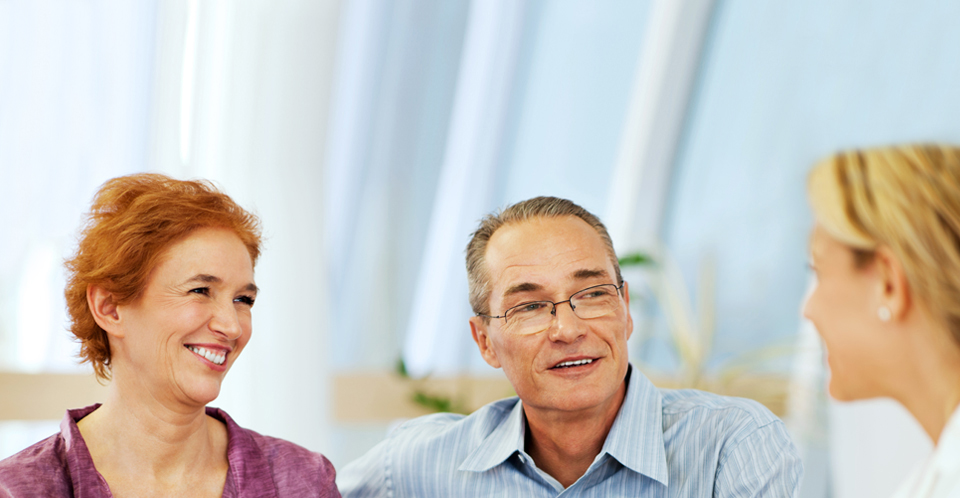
[87,285,124,338]
[874,246,911,321]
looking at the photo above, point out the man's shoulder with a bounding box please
[338,397,524,497]
[650,388,802,495]
[386,396,519,450]
[659,388,778,420]
[657,388,784,443]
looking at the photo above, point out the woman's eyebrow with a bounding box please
[182,274,258,293]
[183,274,221,285]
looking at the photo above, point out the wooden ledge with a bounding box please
[333,372,515,422]
[333,371,790,423]
[0,372,109,421]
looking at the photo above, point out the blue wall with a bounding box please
[662,0,960,368]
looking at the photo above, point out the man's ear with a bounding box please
[87,285,124,338]
[469,316,501,369]
[874,246,911,321]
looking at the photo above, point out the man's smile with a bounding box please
[549,356,599,369]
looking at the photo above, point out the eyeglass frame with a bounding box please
[476,282,627,327]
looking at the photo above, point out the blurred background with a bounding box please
[2,1,959,496]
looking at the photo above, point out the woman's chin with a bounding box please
[179,380,224,407]
[827,377,872,402]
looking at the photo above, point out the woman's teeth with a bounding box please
[187,346,226,366]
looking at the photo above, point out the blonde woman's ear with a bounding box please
[874,246,911,321]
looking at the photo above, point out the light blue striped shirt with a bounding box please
[338,366,802,497]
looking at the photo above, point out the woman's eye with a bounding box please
[190,287,210,295]
[234,295,255,307]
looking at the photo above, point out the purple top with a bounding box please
[0,404,340,498]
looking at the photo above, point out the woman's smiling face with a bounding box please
[804,225,893,401]
[114,227,257,407]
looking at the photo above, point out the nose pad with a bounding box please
[548,301,586,342]
[550,299,575,316]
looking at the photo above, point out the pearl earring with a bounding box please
[878,306,891,322]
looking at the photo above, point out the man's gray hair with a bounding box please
[465,196,623,316]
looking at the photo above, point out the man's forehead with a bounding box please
[488,216,603,253]
[487,221,613,290]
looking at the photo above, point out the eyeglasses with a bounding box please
[478,283,625,336]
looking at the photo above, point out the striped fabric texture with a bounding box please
[338,366,802,497]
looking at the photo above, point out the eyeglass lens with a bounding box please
[502,284,621,335]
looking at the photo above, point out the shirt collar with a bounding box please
[458,397,526,472]
[601,365,669,485]
[209,406,280,497]
[932,402,960,471]
[456,364,669,486]
[61,404,109,498]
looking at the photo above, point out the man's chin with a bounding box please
[523,379,624,414]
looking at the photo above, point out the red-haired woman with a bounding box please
[0,174,339,497]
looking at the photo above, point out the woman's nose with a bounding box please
[210,300,244,340]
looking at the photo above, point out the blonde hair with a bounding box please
[808,144,960,342]
[466,196,622,316]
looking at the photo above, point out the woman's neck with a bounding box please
[896,374,960,444]
[891,322,960,444]
[76,376,228,496]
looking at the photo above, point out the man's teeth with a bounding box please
[554,358,594,369]
[187,346,226,366]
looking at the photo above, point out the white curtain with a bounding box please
[323,0,480,377]
[0,0,157,459]
[0,0,157,372]
[148,0,342,453]
[402,0,529,378]
[0,0,343,458]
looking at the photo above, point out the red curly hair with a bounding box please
[64,173,262,381]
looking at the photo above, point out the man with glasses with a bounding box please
[338,197,802,496]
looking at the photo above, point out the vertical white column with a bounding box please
[402,0,528,377]
[604,0,715,254]
[149,0,343,453]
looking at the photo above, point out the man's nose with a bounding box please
[547,300,587,343]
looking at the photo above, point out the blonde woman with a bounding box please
[805,145,960,497]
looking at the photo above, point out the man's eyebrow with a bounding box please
[184,274,259,293]
[503,282,543,298]
[573,268,610,280]
[502,269,610,298]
